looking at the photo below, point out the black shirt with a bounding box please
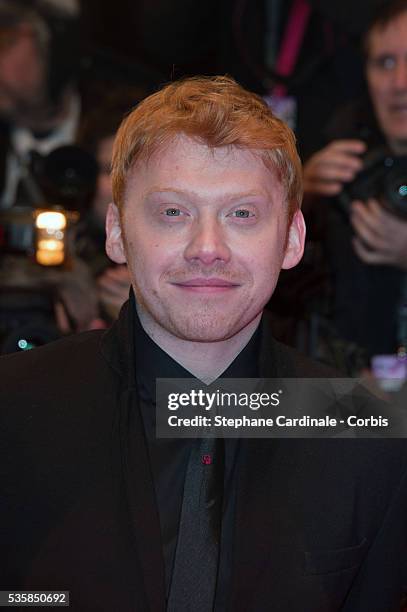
[133,308,260,608]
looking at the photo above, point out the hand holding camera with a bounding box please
[304,138,407,269]
[303,139,366,196]
[351,198,407,269]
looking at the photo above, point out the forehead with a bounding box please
[366,10,407,56]
[124,135,283,201]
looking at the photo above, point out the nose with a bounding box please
[184,217,231,266]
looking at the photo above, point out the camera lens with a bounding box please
[384,160,407,218]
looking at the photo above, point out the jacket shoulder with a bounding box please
[0,330,119,428]
[0,329,106,387]
[272,339,341,378]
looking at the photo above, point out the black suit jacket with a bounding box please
[1,301,407,611]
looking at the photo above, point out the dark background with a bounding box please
[78,0,385,158]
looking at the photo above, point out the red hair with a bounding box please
[111,75,302,220]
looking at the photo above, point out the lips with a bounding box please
[174,277,240,287]
[170,277,241,293]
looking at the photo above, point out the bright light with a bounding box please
[35,209,67,266]
[36,249,64,266]
[35,211,67,230]
[37,239,64,251]
[17,338,35,350]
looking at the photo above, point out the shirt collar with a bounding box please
[99,290,288,394]
[134,303,261,403]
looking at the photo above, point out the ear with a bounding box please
[105,202,127,264]
[282,209,306,270]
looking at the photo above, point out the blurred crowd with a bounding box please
[0,0,406,377]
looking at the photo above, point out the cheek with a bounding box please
[126,235,172,286]
[367,74,388,101]
[243,239,283,285]
[255,257,282,286]
[249,228,285,265]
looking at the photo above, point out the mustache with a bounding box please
[165,263,246,283]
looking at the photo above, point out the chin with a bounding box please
[165,311,250,343]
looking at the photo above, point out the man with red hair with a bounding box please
[1,76,406,611]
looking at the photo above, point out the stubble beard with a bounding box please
[134,281,259,343]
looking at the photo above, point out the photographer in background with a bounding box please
[76,89,147,322]
[0,0,105,351]
[303,0,407,370]
[0,0,82,208]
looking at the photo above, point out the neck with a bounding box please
[136,303,262,383]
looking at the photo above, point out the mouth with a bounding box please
[170,277,241,293]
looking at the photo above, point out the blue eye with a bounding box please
[381,57,396,70]
[165,208,181,216]
[371,55,396,70]
[233,209,252,218]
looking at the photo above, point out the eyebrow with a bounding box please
[142,187,270,202]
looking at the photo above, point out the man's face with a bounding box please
[0,24,46,125]
[366,11,407,151]
[106,135,305,342]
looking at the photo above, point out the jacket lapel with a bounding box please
[228,314,298,609]
[119,388,166,611]
[101,300,166,611]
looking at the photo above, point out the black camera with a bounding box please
[0,145,98,354]
[338,147,407,219]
